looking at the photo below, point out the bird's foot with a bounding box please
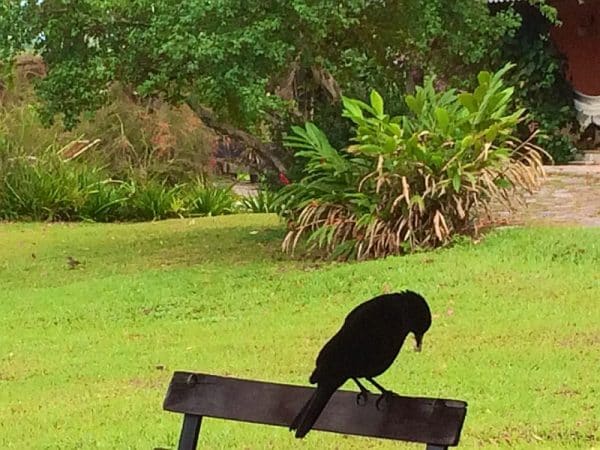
[356,391,368,406]
[375,390,393,411]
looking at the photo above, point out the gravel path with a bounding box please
[494,165,600,227]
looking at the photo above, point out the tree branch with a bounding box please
[187,102,288,174]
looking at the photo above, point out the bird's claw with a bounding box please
[375,391,392,411]
[356,391,368,406]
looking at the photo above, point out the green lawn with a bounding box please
[1,215,599,449]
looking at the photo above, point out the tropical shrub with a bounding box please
[118,179,183,221]
[72,85,215,182]
[0,145,105,221]
[1,67,216,184]
[497,11,578,163]
[239,190,283,214]
[0,146,242,222]
[184,182,238,217]
[76,179,131,222]
[279,65,547,260]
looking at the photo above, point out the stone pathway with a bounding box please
[231,182,259,197]
[494,165,600,227]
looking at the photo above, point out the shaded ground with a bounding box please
[492,165,600,227]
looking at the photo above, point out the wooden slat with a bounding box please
[163,372,467,446]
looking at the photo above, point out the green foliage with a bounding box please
[240,190,283,214]
[0,0,537,137]
[0,81,65,154]
[0,147,102,221]
[0,146,241,221]
[397,1,522,85]
[185,182,238,217]
[0,3,33,60]
[0,72,229,222]
[497,18,578,163]
[76,179,131,222]
[1,69,215,184]
[120,179,183,221]
[279,65,546,260]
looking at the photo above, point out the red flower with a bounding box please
[279,172,290,185]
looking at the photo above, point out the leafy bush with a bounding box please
[497,14,578,163]
[185,182,238,217]
[0,146,243,222]
[0,69,238,223]
[279,64,546,260]
[72,85,216,182]
[76,180,131,222]
[239,190,282,214]
[117,179,183,221]
[0,146,105,221]
[1,67,217,184]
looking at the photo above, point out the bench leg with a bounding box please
[178,414,202,450]
[426,445,448,450]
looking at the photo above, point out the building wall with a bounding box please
[550,0,600,95]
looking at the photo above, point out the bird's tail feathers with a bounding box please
[289,392,312,432]
[290,382,339,438]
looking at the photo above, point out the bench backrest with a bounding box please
[163,372,467,448]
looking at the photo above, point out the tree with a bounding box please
[1,0,553,167]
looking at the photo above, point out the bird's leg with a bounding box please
[366,377,393,410]
[366,377,388,394]
[352,378,371,406]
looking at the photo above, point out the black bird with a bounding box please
[66,256,81,270]
[289,290,432,438]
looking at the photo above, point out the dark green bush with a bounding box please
[0,148,242,222]
[117,179,183,221]
[239,190,282,214]
[0,147,104,220]
[76,180,131,222]
[498,17,578,164]
[185,182,238,217]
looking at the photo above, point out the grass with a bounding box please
[0,214,599,449]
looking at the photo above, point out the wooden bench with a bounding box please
[163,372,467,450]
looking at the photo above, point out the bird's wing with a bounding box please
[313,300,405,380]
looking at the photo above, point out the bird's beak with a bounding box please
[414,334,423,353]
